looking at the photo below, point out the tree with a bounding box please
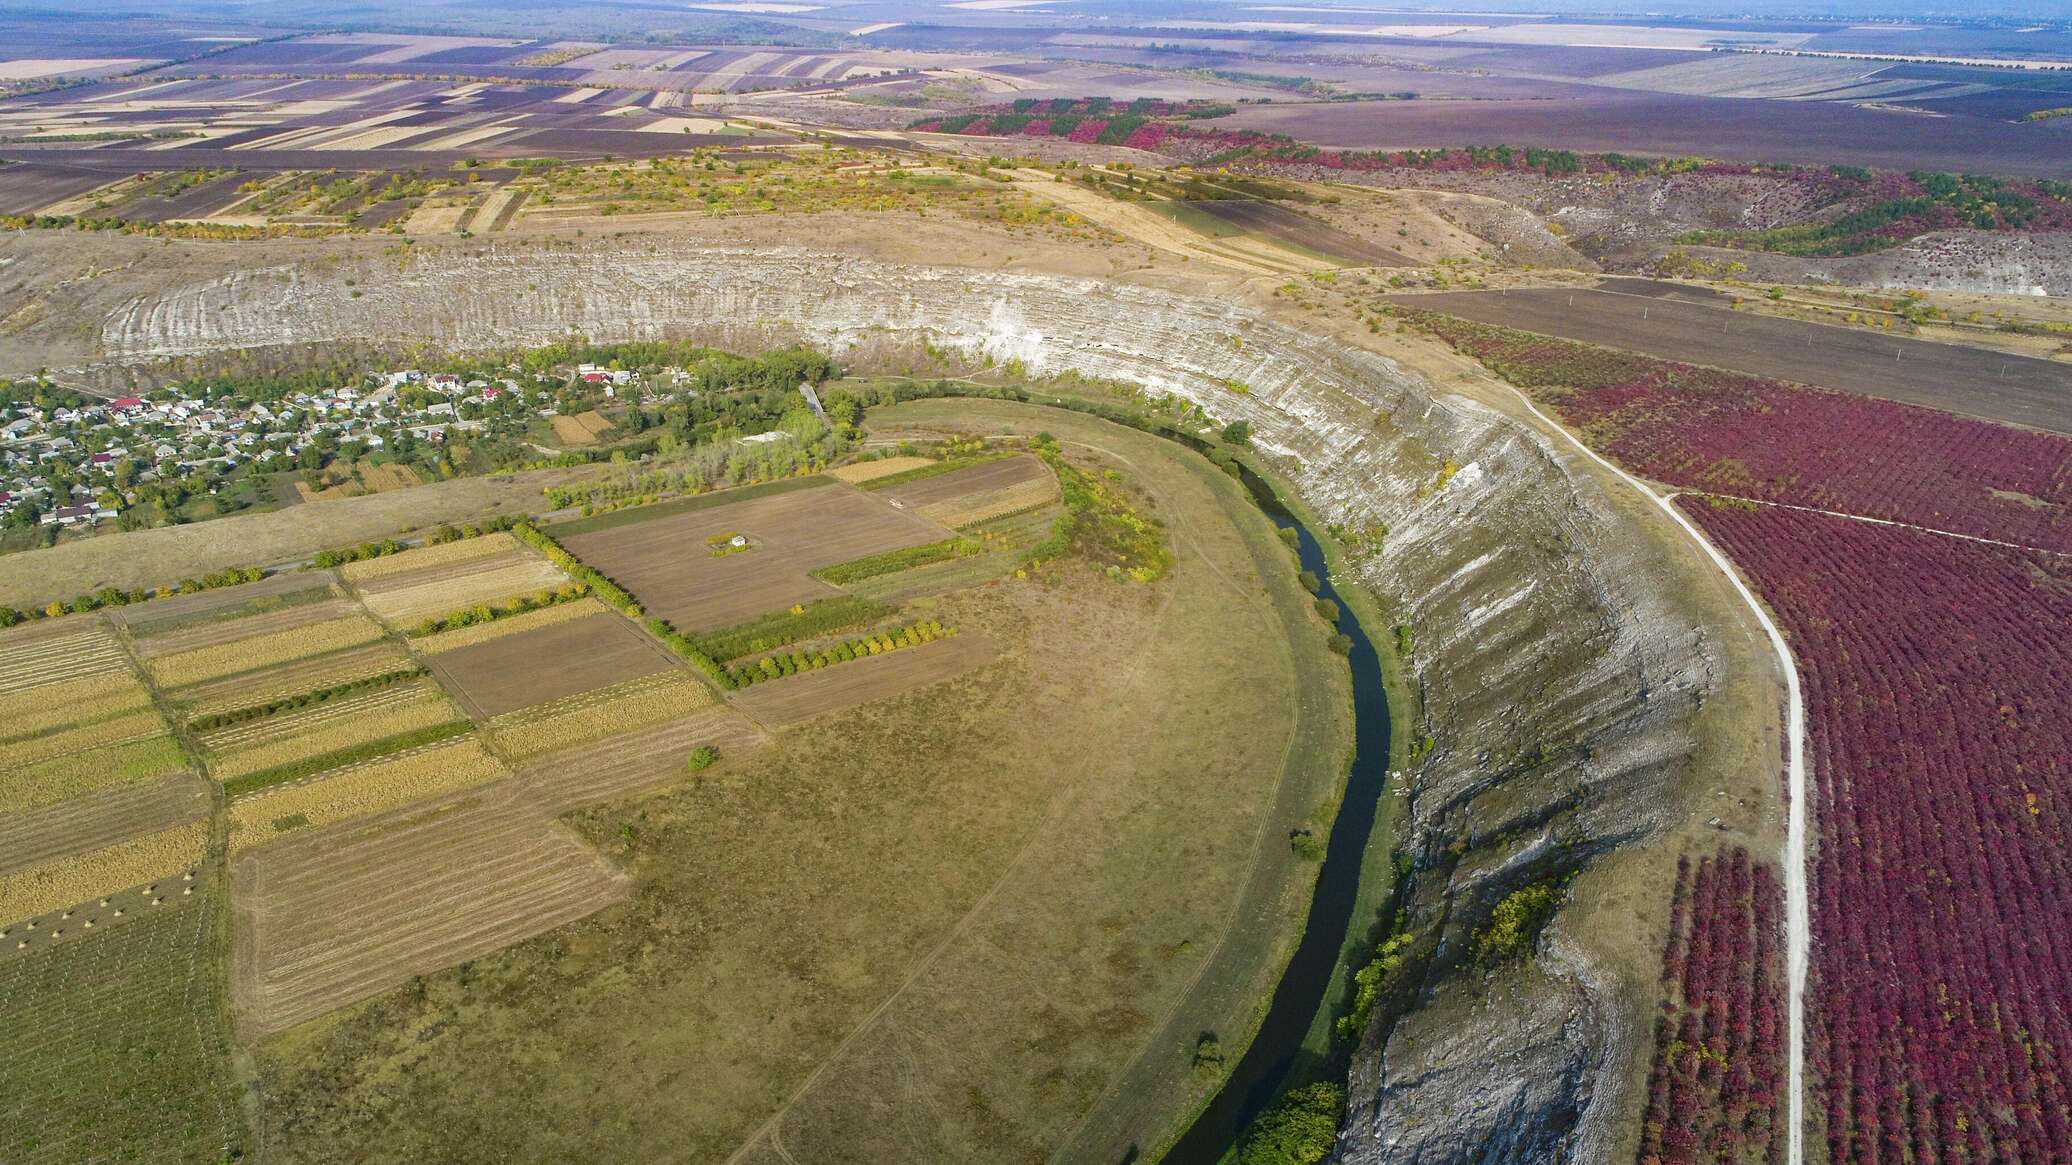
[1237,1083,1344,1165]
[1221,419,1253,445]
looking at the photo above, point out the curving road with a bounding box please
[1503,387,1809,1165]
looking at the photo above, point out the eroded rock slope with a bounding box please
[103,244,1730,1163]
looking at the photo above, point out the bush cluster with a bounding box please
[1,565,267,627]
[409,584,589,638]
[512,523,640,615]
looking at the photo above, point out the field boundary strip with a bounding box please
[1682,492,2072,558]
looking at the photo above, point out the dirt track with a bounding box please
[1390,288,2072,435]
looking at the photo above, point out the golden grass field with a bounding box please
[227,737,510,852]
[0,818,208,925]
[147,615,388,687]
[356,558,570,624]
[550,411,614,446]
[416,597,612,655]
[826,455,936,485]
[0,672,153,740]
[340,533,518,583]
[485,672,713,759]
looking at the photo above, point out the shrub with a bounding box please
[686,746,720,772]
[1473,882,1562,967]
[1236,1082,1343,1165]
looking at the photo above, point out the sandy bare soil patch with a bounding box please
[428,609,677,719]
[827,455,936,484]
[232,780,624,1035]
[730,634,998,726]
[518,705,769,812]
[560,483,946,631]
[0,774,209,878]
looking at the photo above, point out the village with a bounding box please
[0,363,642,537]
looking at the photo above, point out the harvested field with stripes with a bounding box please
[106,571,334,634]
[416,595,610,655]
[2,736,189,815]
[0,902,241,1164]
[0,622,130,694]
[873,454,1057,528]
[232,780,624,1036]
[340,532,517,583]
[204,683,464,781]
[486,672,715,760]
[226,736,508,852]
[550,410,613,446]
[558,482,947,631]
[146,614,387,687]
[0,709,167,771]
[519,706,769,812]
[0,818,208,927]
[355,554,570,625]
[429,609,677,719]
[130,596,359,658]
[729,634,998,726]
[172,641,416,717]
[0,775,209,879]
[0,670,152,740]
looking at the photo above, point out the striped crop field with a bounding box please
[0,711,168,771]
[0,624,130,695]
[357,556,570,624]
[923,475,1059,528]
[173,641,416,717]
[340,532,518,583]
[0,819,208,927]
[146,614,387,688]
[227,736,510,851]
[0,671,153,741]
[1,736,189,816]
[205,684,463,781]
[485,672,715,760]
[416,596,612,655]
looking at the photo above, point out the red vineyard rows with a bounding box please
[1400,311,2072,551]
[1686,504,2072,1165]
[1638,846,1786,1165]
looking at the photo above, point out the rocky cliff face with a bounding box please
[102,243,1726,1163]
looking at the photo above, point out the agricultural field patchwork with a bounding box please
[871,453,1060,528]
[171,640,418,717]
[130,594,359,659]
[145,613,387,687]
[226,735,509,851]
[557,482,947,630]
[338,531,518,583]
[728,634,999,726]
[0,818,208,928]
[518,705,769,811]
[353,552,570,625]
[202,680,464,781]
[0,621,130,694]
[483,671,714,759]
[0,775,210,880]
[427,607,676,718]
[232,781,624,1035]
[415,594,612,654]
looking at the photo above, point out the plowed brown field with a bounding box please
[729,635,998,726]
[231,780,625,1035]
[428,609,677,719]
[559,483,946,631]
